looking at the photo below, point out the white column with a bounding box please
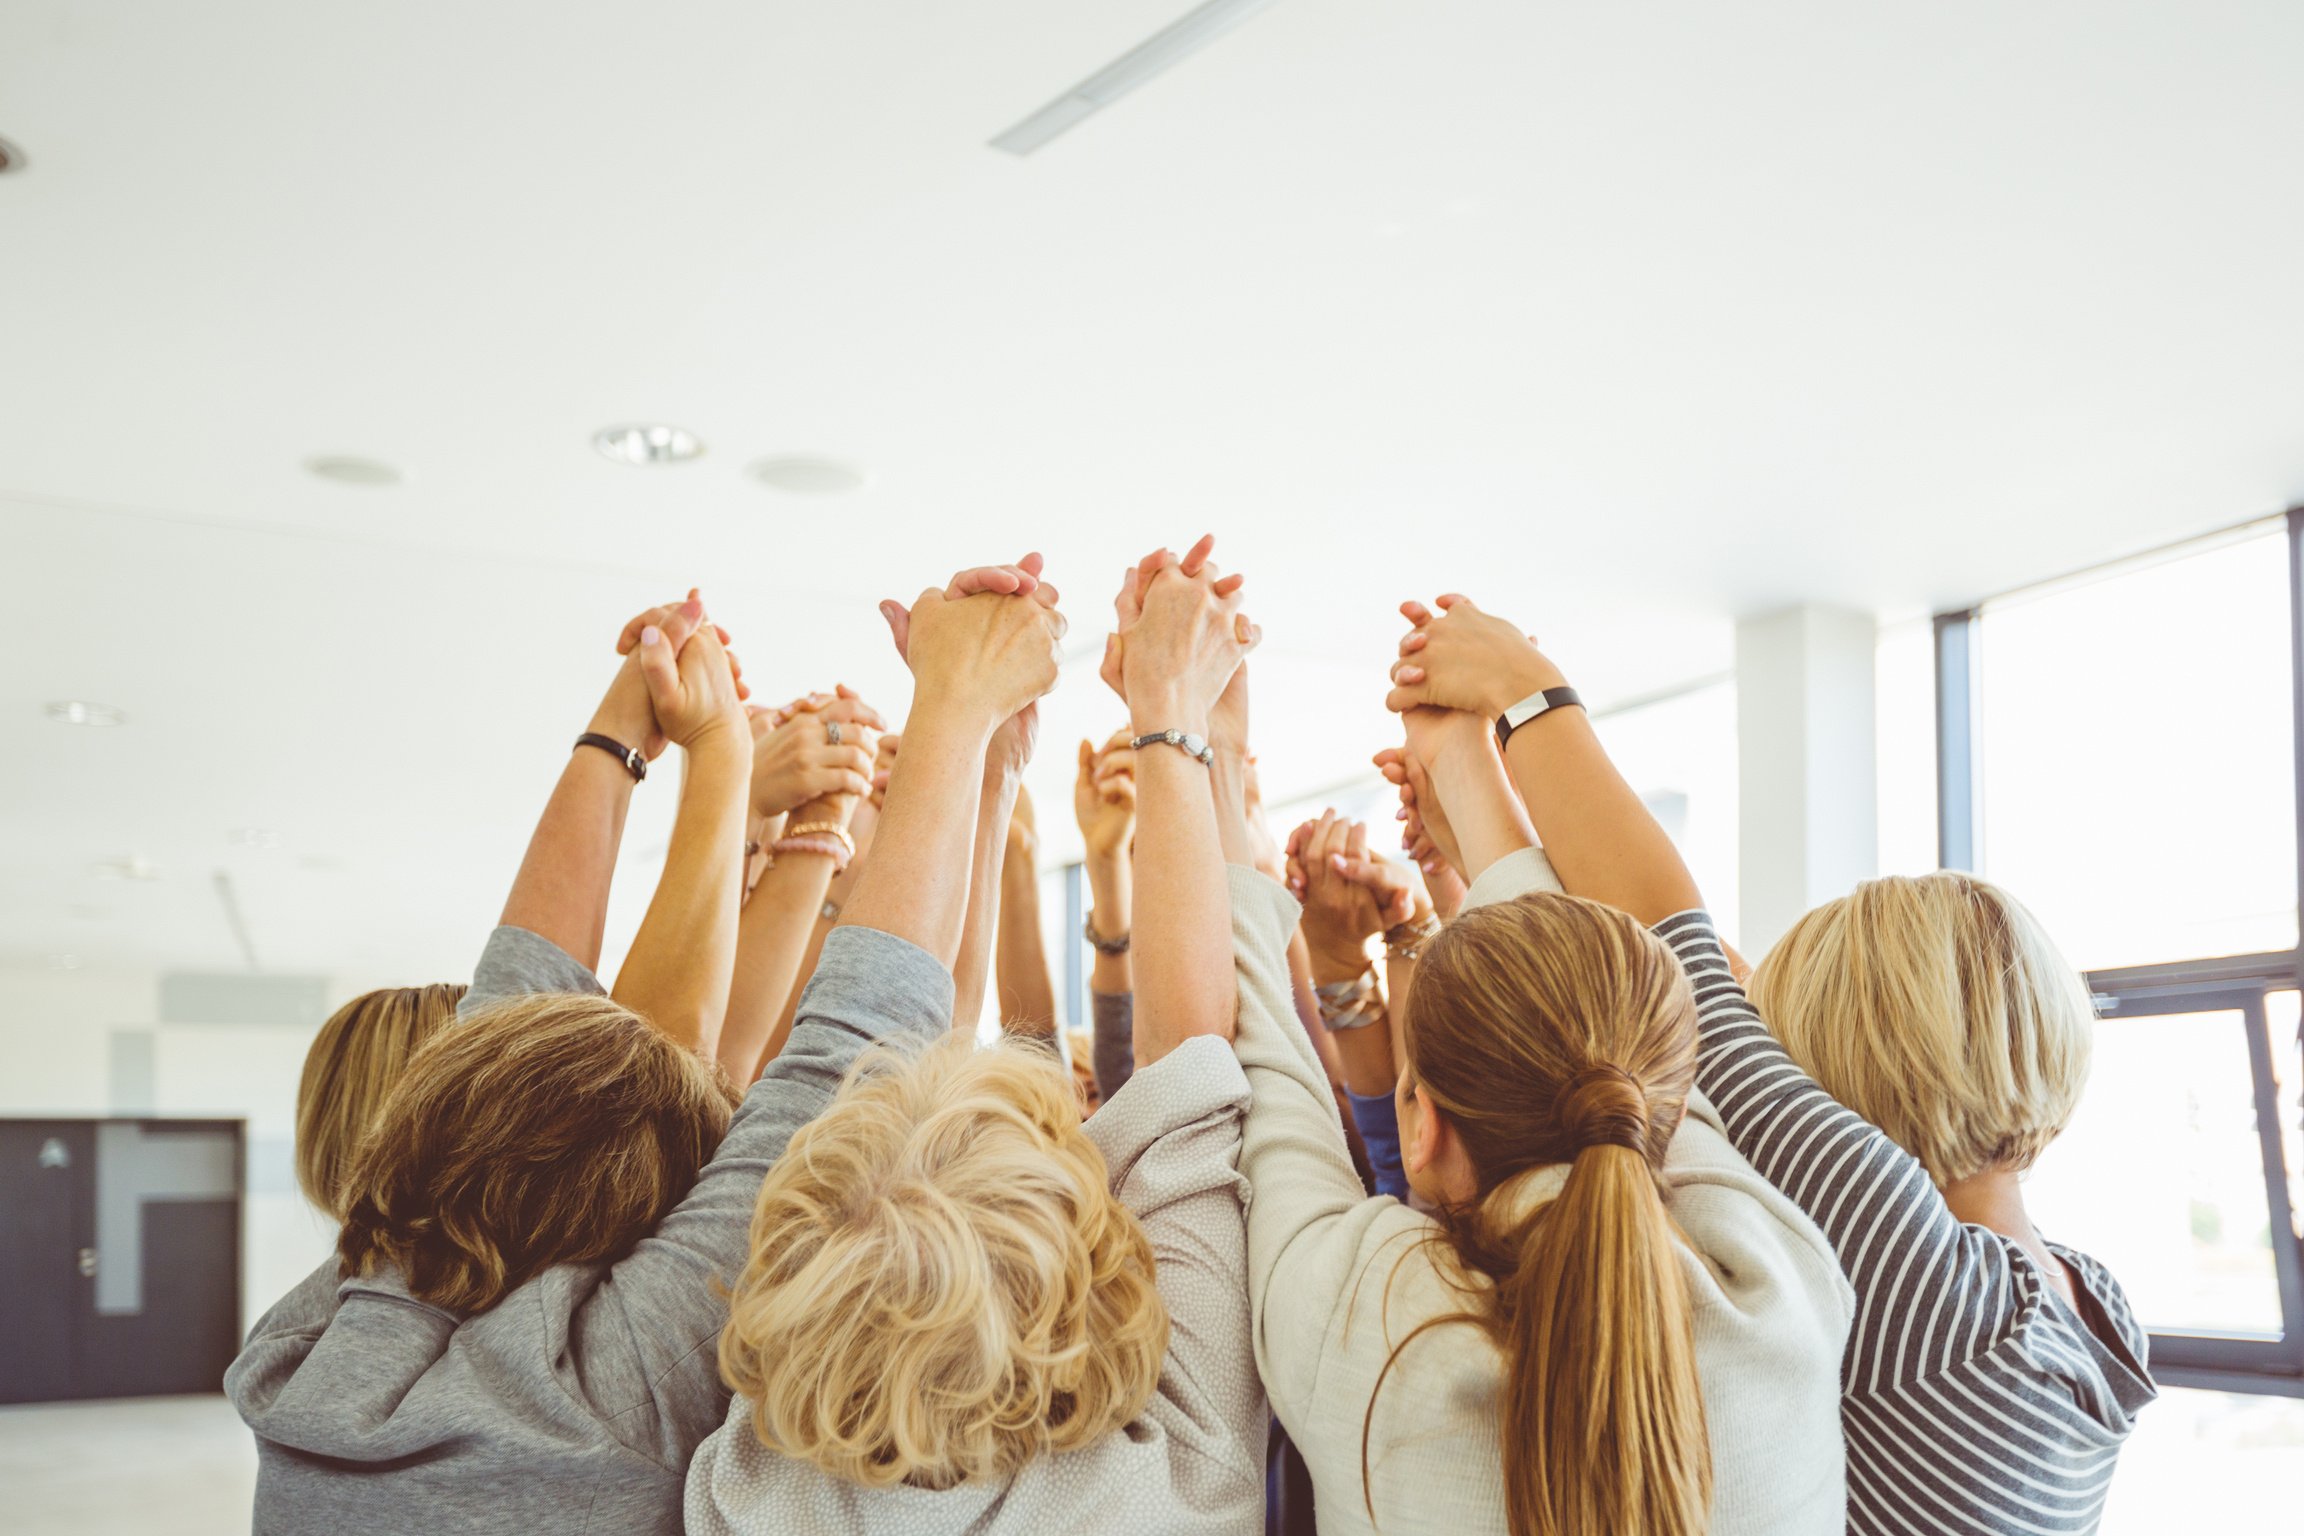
[1736,605,1878,957]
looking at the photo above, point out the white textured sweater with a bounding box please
[1236,852,1855,1535]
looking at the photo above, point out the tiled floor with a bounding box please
[0,1385,2297,1532]
[0,1396,254,1536]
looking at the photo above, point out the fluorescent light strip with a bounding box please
[990,0,1281,156]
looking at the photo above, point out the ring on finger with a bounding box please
[826,721,843,746]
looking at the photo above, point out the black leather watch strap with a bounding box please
[573,731,647,782]
[1492,686,1584,754]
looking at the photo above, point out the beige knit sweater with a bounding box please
[1232,853,1854,1535]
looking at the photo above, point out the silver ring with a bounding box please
[825,720,843,746]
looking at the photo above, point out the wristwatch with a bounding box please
[1492,686,1583,754]
[1131,729,1214,767]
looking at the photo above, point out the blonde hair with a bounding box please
[295,984,466,1218]
[1389,893,1710,1536]
[719,1033,1166,1490]
[1749,870,2096,1186]
[337,992,738,1312]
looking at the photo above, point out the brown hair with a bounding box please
[1388,893,1710,1536]
[719,1034,1167,1489]
[1749,871,2095,1186]
[295,984,466,1219]
[337,992,739,1312]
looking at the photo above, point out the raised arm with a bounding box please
[949,747,1022,1033]
[1075,731,1138,1100]
[1386,594,1700,925]
[489,598,708,974]
[994,785,1061,1037]
[1105,536,1259,1062]
[716,695,880,1081]
[850,557,1065,965]
[607,621,751,1054]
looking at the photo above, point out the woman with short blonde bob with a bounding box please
[687,538,1273,1534]
[1386,590,2155,1536]
[292,982,465,1220]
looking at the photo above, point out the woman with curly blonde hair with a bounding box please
[687,538,1274,1534]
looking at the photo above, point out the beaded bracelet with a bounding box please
[784,820,856,861]
[771,834,851,873]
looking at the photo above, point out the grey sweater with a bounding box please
[226,922,952,1536]
[681,867,1285,1536]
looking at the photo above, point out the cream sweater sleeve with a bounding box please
[1226,864,1413,1423]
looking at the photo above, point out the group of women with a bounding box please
[233,539,2156,1535]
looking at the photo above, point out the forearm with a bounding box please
[839,709,992,968]
[1502,709,1701,924]
[1129,736,1232,1063]
[611,741,750,1052]
[1085,851,1133,995]
[496,750,639,972]
[949,770,1017,1033]
[718,847,842,1082]
[993,826,1057,1037]
[1424,733,1538,886]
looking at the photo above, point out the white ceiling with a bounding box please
[5,0,2303,980]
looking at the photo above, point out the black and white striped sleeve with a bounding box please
[1654,910,2020,1393]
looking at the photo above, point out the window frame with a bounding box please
[1935,505,2304,1398]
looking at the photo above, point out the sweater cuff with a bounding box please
[1462,846,1564,911]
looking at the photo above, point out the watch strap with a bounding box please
[1130,729,1215,766]
[1492,686,1583,754]
[573,732,647,782]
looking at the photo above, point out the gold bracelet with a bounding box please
[784,821,855,859]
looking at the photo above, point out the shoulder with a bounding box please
[462,925,603,1015]
[1664,1113,1855,1327]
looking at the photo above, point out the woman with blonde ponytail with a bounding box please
[1234,729,1851,1533]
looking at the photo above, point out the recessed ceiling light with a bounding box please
[51,953,82,971]
[94,856,164,882]
[305,454,403,486]
[229,827,282,849]
[593,424,704,466]
[47,700,126,726]
[748,454,870,496]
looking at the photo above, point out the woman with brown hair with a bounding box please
[226,575,1000,1535]
[291,982,464,1220]
[1233,704,1851,1533]
[1385,591,2154,1536]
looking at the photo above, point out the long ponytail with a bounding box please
[1389,894,1713,1536]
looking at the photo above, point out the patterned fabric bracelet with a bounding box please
[1314,970,1386,1032]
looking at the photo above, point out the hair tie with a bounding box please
[1555,1063,1649,1155]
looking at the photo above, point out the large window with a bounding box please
[1938,513,2304,1396]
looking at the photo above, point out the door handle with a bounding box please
[76,1247,99,1278]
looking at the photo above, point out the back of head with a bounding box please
[1749,871,2096,1186]
[336,992,737,1311]
[295,983,466,1219]
[719,1033,1166,1491]
[1402,893,1710,1536]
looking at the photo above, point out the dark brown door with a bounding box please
[0,1121,95,1403]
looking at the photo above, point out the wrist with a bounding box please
[1126,693,1211,740]
[1482,652,1568,717]
[1309,937,1374,986]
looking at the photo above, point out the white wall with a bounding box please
[0,964,356,1336]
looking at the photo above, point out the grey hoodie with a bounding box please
[225,922,952,1536]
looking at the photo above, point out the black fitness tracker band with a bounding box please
[1492,686,1584,754]
[574,732,647,782]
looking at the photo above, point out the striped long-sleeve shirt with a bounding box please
[1656,910,2157,1535]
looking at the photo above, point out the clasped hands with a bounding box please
[876,535,1261,781]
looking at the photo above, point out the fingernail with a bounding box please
[640,625,662,646]
[1331,854,1349,872]
[1395,808,1408,820]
